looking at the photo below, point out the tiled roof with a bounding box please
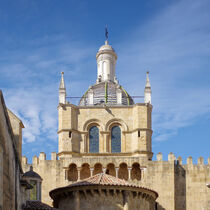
[68,173,130,187]
[50,173,158,198]
[23,200,57,210]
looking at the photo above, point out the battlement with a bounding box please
[21,151,210,210]
[155,152,210,167]
[22,152,57,166]
[22,152,210,169]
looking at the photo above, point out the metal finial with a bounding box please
[105,25,108,41]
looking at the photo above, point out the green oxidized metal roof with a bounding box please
[79,81,134,106]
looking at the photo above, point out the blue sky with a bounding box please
[1,0,210,163]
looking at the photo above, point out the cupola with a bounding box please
[23,166,42,201]
[96,40,118,83]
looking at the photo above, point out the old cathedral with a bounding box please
[0,38,210,210]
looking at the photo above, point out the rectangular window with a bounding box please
[30,180,37,200]
[138,130,140,138]
[69,131,72,138]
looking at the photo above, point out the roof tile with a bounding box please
[23,200,57,210]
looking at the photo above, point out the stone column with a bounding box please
[82,133,88,153]
[104,133,110,152]
[65,170,68,180]
[115,167,119,178]
[77,167,81,181]
[140,167,146,179]
[36,182,39,200]
[90,168,94,177]
[102,168,106,174]
[128,167,132,180]
[80,134,84,153]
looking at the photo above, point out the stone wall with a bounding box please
[52,186,157,210]
[0,91,24,210]
[58,103,153,160]
[22,152,210,210]
[7,109,24,161]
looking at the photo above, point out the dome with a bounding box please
[96,41,117,60]
[98,43,115,52]
[23,166,42,180]
[50,173,158,209]
[79,81,134,106]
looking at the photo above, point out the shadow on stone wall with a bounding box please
[156,202,166,210]
[175,160,186,210]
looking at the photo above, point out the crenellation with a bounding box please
[187,156,193,165]
[51,152,57,160]
[33,155,39,165]
[168,152,176,162]
[39,152,46,160]
[22,156,27,165]
[20,153,210,209]
[197,157,204,165]
[156,152,162,161]
[177,156,182,165]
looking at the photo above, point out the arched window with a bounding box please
[93,163,103,175]
[89,126,99,153]
[118,163,128,180]
[111,126,121,153]
[68,164,78,181]
[106,163,116,177]
[131,163,141,181]
[80,164,90,180]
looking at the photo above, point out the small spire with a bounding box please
[59,72,65,89]
[59,72,66,104]
[145,71,151,88]
[144,71,152,104]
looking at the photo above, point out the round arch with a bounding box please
[93,163,103,175]
[131,162,141,181]
[118,162,128,180]
[83,119,105,132]
[68,163,78,181]
[106,163,116,177]
[80,163,91,180]
[105,118,128,132]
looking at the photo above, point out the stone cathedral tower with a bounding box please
[58,39,152,160]
[21,38,210,210]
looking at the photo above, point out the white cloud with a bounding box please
[117,0,210,142]
[1,37,96,146]
[1,0,210,154]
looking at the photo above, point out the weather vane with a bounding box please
[105,25,108,41]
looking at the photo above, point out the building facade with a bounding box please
[22,40,210,210]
